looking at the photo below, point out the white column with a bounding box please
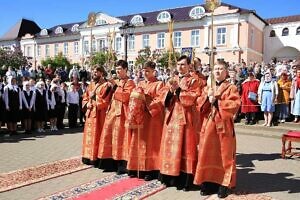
[204,25,209,48]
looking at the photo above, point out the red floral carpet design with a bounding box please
[0,157,91,192]
[39,174,166,200]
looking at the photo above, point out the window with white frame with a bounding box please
[115,37,122,52]
[142,34,150,48]
[96,19,107,26]
[40,29,48,36]
[174,32,182,48]
[74,41,79,54]
[216,27,226,45]
[157,11,171,23]
[128,35,135,50]
[84,41,89,55]
[45,45,50,57]
[97,39,106,51]
[157,33,165,49]
[55,26,63,34]
[189,6,205,19]
[191,30,200,47]
[296,27,300,35]
[92,39,96,52]
[37,45,41,57]
[282,28,289,36]
[54,43,59,56]
[63,43,68,55]
[26,46,32,57]
[71,24,79,32]
[131,15,144,26]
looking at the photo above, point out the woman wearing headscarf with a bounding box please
[258,70,278,127]
[3,77,22,135]
[277,72,291,123]
[34,81,48,133]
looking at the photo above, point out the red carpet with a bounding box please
[39,174,166,200]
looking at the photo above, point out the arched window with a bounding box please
[269,30,276,37]
[55,26,63,34]
[157,11,171,23]
[296,27,300,35]
[282,28,289,36]
[130,15,143,26]
[40,29,48,36]
[96,19,107,26]
[189,6,205,19]
[71,24,79,32]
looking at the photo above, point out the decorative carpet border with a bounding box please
[39,174,166,200]
[38,174,129,200]
[113,180,166,200]
[0,157,92,193]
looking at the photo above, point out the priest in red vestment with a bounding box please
[194,60,241,198]
[126,61,164,181]
[82,65,112,166]
[159,55,200,191]
[97,60,135,174]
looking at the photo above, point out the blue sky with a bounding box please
[0,0,299,37]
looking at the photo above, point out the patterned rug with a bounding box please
[0,157,91,192]
[39,174,166,200]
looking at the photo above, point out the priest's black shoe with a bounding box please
[144,175,152,181]
[217,186,230,198]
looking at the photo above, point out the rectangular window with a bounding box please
[92,39,96,52]
[54,44,59,56]
[63,43,68,55]
[26,46,31,57]
[84,41,89,55]
[74,41,79,54]
[115,37,122,51]
[157,33,165,49]
[191,30,200,47]
[142,34,150,48]
[45,45,50,57]
[217,27,226,45]
[174,32,182,48]
[128,35,135,50]
[37,45,41,57]
[97,39,106,51]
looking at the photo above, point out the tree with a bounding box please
[0,47,28,69]
[156,50,180,69]
[41,52,71,69]
[91,50,117,70]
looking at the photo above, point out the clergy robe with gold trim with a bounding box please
[81,81,112,164]
[126,78,164,171]
[159,75,200,176]
[97,78,135,161]
[194,80,241,188]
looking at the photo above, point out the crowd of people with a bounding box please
[0,55,299,198]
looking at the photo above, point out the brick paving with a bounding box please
[0,123,299,200]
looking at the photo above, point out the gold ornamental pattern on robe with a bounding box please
[194,80,241,188]
[82,81,112,162]
[97,78,136,161]
[126,79,165,171]
[159,75,200,176]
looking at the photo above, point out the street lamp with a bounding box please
[119,22,135,62]
[204,46,217,56]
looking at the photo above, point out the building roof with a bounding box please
[0,18,41,41]
[265,14,300,24]
[117,2,266,25]
[35,21,84,38]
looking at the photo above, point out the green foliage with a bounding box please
[91,51,117,69]
[156,50,180,69]
[41,52,71,69]
[0,47,28,69]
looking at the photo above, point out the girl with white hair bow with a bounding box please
[3,77,22,135]
[22,81,36,134]
[34,81,48,133]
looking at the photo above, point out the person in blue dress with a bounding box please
[258,71,278,127]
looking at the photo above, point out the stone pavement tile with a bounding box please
[0,131,83,173]
[0,168,110,200]
[147,187,204,200]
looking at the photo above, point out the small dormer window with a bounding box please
[55,26,63,34]
[71,24,79,32]
[189,6,205,19]
[130,15,144,26]
[157,11,171,23]
[282,28,289,36]
[296,27,300,35]
[269,30,276,37]
[96,19,107,26]
[40,29,48,36]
